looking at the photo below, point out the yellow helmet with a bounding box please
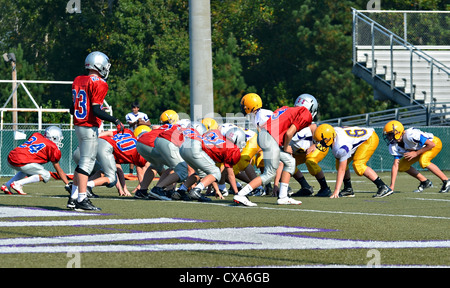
[240,93,262,115]
[134,125,152,138]
[313,124,336,152]
[383,120,404,144]
[160,109,179,124]
[201,118,219,131]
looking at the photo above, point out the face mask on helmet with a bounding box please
[85,51,111,79]
[45,126,64,148]
[240,93,262,115]
[383,121,404,145]
[313,124,335,152]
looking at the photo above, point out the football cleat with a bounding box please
[67,197,76,210]
[134,189,150,199]
[373,185,393,198]
[10,182,26,195]
[291,186,314,197]
[315,186,332,197]
[86,186,99,198]
[413,179,433,193]
[1,184,12,195]
[233,194,257,207]
[339,187,355,198]
[439,180,450,193]
[75,198,101,211]
[277,197,302,205]
[149,186,171,201]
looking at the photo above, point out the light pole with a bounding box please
[2,52,17,130]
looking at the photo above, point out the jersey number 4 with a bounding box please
[19,136,46,154]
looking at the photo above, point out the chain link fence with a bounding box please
[1,125,450,177]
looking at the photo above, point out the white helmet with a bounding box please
[225,127,247,149]
[177,118,191,128]
[85,51,111,79]
[294,93,318,118]
[45,126,64,148]
[190,121,207,135]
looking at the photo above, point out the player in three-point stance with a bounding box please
[313,124,392,198]
[383,120,449,194]
[2,126,70,195]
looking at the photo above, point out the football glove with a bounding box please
[65,182,73,194]
[115,119,125,134]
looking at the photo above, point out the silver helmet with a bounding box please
[45,126,64,148]
[190,121,207,135]
[294,93,318,118]
[85,51,111,79]
[225,127,247,149]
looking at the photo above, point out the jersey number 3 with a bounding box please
[72,89,87,119]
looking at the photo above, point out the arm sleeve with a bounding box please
[92,104,119,124]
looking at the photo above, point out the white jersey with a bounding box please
[219,123,256,142]
[290,127,313,152]
[249,108,273,130]
[388,128,434,158]
[332,127,374,162]
[125,111,150,131]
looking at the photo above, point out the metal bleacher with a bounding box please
[326,9,450,127]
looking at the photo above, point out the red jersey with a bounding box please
[262,106,312,146]
[72,74,109,127]
[100,129,147,167]
[157,124,185,147]
[198,129,241,168]
[137,128,164,148]
[182,127,202,141]
[8,133,62,167]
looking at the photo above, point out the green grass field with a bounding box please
[0,171,448,269]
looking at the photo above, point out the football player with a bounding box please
[290,94,331,197]
[383,120,449,193]
[125,101,150,174]
[288,125,331,197]
[148,110,189,200]
[313,124,392,198]
[239,93,273,194]
[179,127,244,201]
[70,51,124,211]
[2,126,70,195]
[234,105,314,206]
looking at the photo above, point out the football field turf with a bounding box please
[0,171,448,269]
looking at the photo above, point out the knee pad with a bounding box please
[75,166,90,177]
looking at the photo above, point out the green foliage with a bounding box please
[0,0,445,124]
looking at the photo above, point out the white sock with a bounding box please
[16,174,40,185]
[87,180,95,188]
[279,182,289,199]
[237,184,253,196]
[6,172,27,187]
[77,192,87,202]
[195,182,205,191]
[71,184,79,199]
